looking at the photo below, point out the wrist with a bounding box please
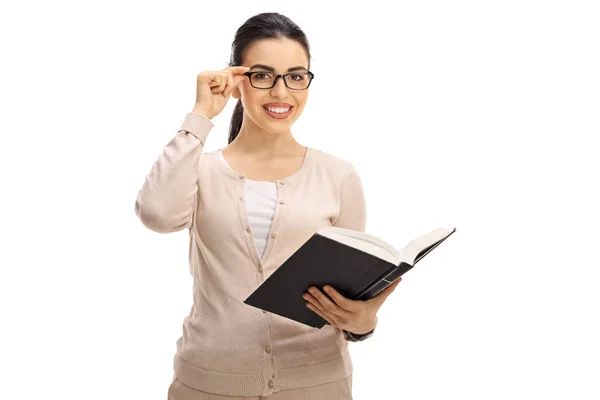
[356,316,378,335]
[348,316,378,335]
[192,107,213,120]
[344,323,376,342]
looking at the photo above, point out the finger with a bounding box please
[306,287,353,319]
[226,65,251,84]
[305,302,337,326]
[304,293,330,316]
[323,285,361,313]
[223,70,234,97]
[205,72,220,88]
[208,77,223,95]
[209,73,226,94]
[232,71,249,87]
[383,278,402,295]
[217,71,228,92]
[371,278,402,305]
[226,66,251,73]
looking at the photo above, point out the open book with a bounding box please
[244,226,457,328]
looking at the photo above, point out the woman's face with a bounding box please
[232,37,310,134]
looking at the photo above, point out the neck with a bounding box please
[231,117,301,156]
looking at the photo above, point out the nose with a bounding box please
[270,75,289,98]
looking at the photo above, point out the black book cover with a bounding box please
[244,228,455,328]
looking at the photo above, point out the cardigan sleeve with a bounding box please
[331,165,367,233]
[331,165,368,341]
[134,112,214,233]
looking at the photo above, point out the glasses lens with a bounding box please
[285,73,311,89]
[251,72,311,89]
[251,72,276,88]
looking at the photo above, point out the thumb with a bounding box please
[372,278,402,304]
[233,71,250,86]
[229,66,251,72]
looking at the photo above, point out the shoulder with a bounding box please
[199,149,218,163]
[309,147,358,179]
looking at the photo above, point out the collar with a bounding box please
[210,146,315,186]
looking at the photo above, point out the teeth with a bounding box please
[266,107,290,113]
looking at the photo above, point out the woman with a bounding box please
[134,12,401,400]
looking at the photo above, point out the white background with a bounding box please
[1,1,599,399]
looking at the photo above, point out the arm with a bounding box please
[134,112,214,233]
[331,165,368,341]
[331,165,367,233]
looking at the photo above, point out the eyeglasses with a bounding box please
[243,71,314,90]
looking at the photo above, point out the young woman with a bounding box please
[134,12,401,400]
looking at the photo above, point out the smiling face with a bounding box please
[232,37,310,134]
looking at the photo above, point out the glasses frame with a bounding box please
[243,71,315,90]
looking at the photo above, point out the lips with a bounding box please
[263,105,293,119]
[263,103,293,109]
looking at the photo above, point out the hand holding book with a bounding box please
[303,276,402,335]
[244,226,456,329]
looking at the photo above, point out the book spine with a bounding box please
[356,262,413,300]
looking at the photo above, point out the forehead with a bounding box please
[244,38,308,71]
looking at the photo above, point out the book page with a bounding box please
[402,227,453,264]
[317,226,399,265]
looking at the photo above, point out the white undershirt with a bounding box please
[218,149,277,258]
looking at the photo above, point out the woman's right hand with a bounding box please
[192,66,251,120]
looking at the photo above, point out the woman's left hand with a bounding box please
[303,278,402,334]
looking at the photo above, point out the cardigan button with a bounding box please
[278,179,286,185]
[271,232,278,238]
[268,380,275,388]
[265,345,271,353]
[258,266,263,272]
[279,200,285,204]
[246,227,251,233]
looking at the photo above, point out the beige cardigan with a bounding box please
[134,112,367,396]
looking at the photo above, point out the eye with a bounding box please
[254,73,273,80]
[289,73,306,81]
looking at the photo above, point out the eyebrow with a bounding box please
[249,64,308,73]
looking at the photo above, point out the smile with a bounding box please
[263,105,293,119]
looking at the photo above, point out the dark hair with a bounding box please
[227,13,311,144]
